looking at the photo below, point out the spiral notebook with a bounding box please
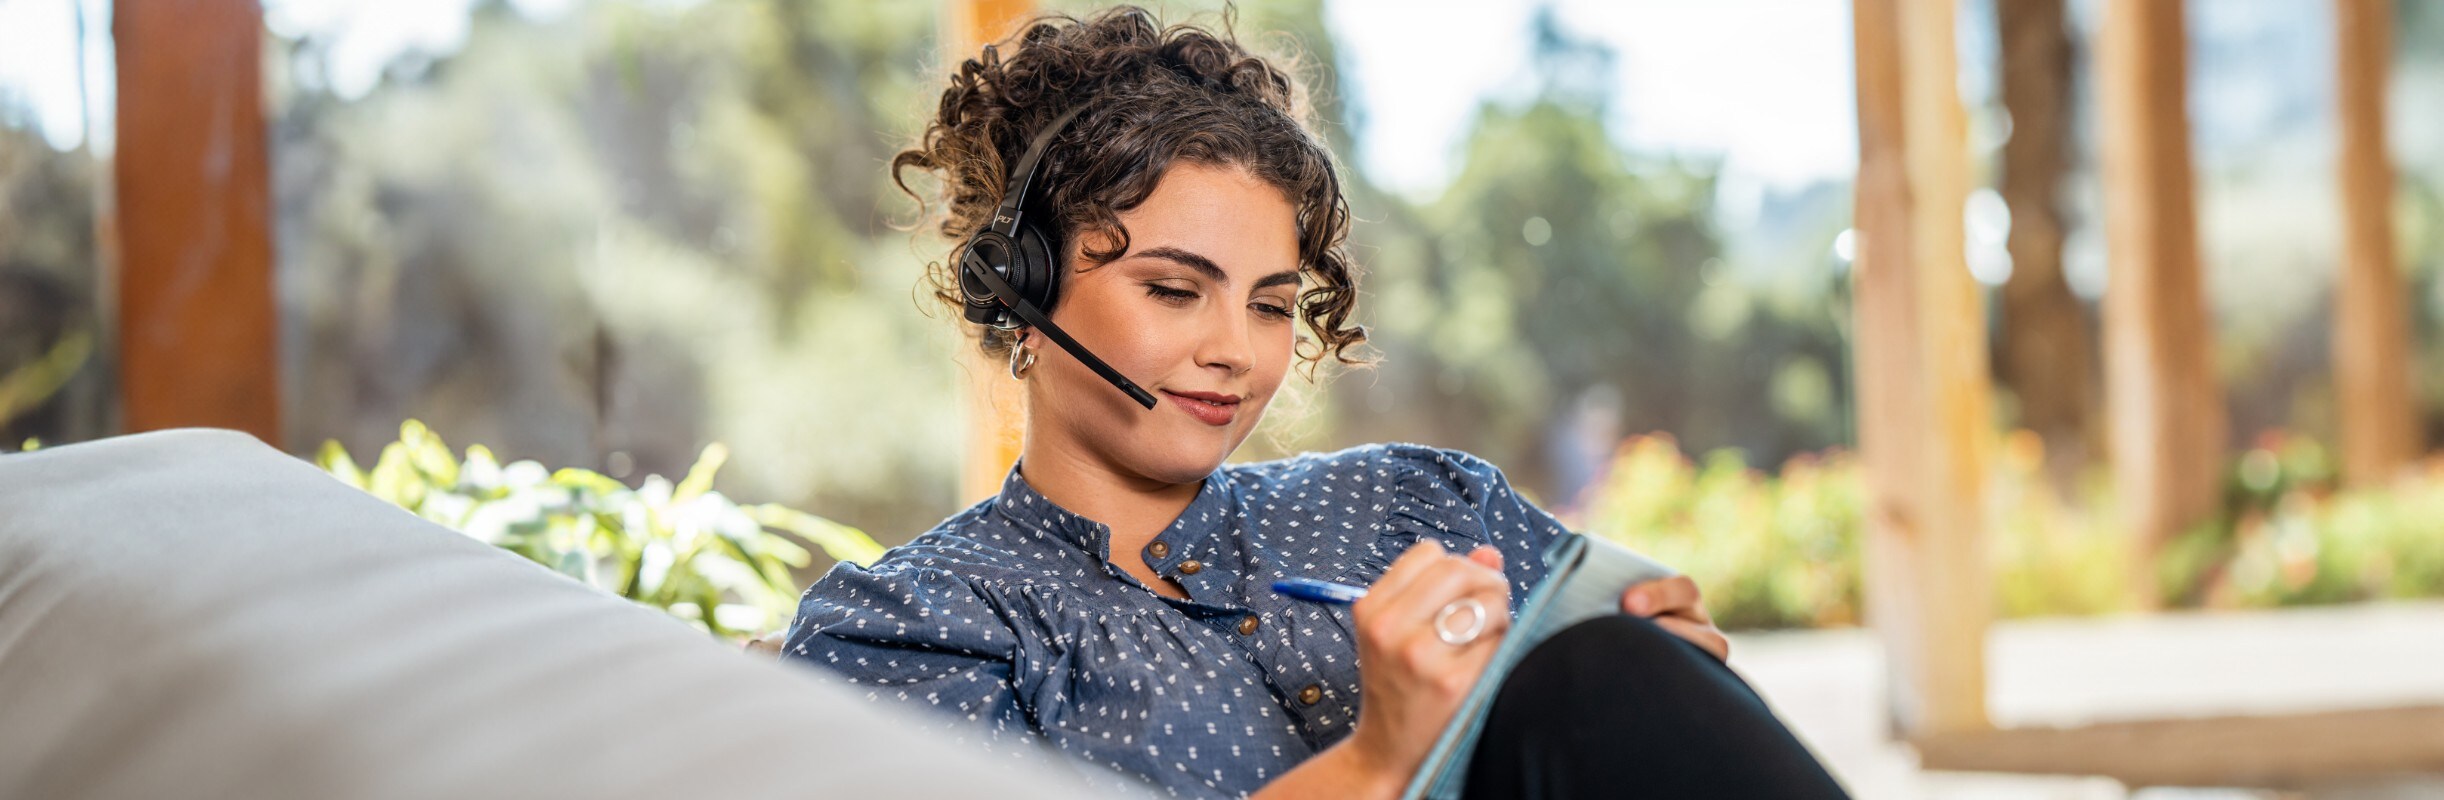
[1399,533,1678,800]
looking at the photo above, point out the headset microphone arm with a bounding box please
[968,261,1160,410]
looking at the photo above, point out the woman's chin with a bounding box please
[1127,441,1235,485]
[1090,400,1264,483]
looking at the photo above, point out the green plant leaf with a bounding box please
[314,420,889,637]
[399,419,459,486]
[552,467,629,496]
[366,442,427,510]
[673,442,729,504]
[748,503,884,566]
[316,439,366,489]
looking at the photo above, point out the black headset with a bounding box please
[959,105,1160,410]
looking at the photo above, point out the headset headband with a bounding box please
[992,105,1086,238]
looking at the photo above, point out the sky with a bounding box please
[0,0,1862,203]
[1327,0,1858,199]
[0,0,109,152]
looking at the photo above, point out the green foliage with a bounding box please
[2160,432,2444,608]
[0,328,91,431]
[1319,8,1851,486]
[1574,430,2444,631]
[274,0,964,541]
[317,419,882,639]
[1576,435,1863,631]
[1986,433,2139,618]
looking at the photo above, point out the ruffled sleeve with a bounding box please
[780,562,1038,746]
[1346,444,1572,613]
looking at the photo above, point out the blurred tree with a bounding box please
[0,109,107,446]
[1337,8,1844,502]
[273,0,961,550]
[1993,0,2101,481]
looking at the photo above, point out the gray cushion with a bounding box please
[0,429,1098,799]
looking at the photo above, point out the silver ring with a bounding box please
[1434,598,1488,646]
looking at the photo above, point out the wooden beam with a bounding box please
[112,0,280,446]
[1916,705,2444,788]
[946,0,1037,503]
[2332,0,2421,487]
[1849,0,1994,738]
[2095,0,2223,564]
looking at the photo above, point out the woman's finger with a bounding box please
[1361,538,1448,610]
[1621,575,1702,617]
[1391,557,1511,637]
[1464,544,1503,572]
[1676,592,1718,628]
[1654,615,1731,662]
[1391,574,1512,684]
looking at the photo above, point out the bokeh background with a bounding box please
[11,0,2444,613]
[7,1,2444,797]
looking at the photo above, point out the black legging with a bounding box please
[1462,614,1852,799]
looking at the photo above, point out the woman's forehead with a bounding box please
[1114,163,1301,277]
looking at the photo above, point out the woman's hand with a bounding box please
[1254,540,1512,800]
[1341,540,1513,785]
[744,630,786,657]
[1621,575,1729,661]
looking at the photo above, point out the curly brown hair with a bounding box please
[892,5,1371,376]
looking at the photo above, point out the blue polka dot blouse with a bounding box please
[779,442,1570,798]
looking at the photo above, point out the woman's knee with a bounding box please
[1484,613,1731,727]
[1516,613,1713,682]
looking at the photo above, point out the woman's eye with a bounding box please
[1145,285,1198,303]
[1252,302,1294,319]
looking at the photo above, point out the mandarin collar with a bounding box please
[993,460,1237,563]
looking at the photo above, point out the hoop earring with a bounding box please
[1009,343,1038,380]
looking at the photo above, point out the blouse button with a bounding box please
[1237,615,1260,636]
[1178,559,1204,575]
[1149,542,1171,559]
[1298,684,1322,705]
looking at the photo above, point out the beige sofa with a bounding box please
[0,429,1102,799]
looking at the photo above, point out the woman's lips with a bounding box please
[1162,390,1239,426]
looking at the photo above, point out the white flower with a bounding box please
[502,460,550,489]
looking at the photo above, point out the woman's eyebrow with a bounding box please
[1252,270,1303,291]
[1136,245,1302,290]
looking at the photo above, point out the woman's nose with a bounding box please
[1197,309,1254,375]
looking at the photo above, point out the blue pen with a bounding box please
[1272,577,1368,605]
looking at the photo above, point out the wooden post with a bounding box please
[946,0,1037,502]
[113,0,281,446]
[1994,0,2100,475]
[1850,0,1994,738]
[2096,0,2224,566]
[2332,0,2420,487]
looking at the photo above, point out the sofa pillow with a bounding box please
[0,429,1102,800]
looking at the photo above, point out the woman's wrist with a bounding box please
[1254,733,1410,800]
[1326,728,1414,799]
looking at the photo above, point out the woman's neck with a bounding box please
[1017,441,1203,569]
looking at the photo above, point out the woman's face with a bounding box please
[1023,162,1302,485]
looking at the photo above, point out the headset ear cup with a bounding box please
[960,230,1019,327]
[1009,222,1062,315]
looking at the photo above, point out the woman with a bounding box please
[779,7,1847,799]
